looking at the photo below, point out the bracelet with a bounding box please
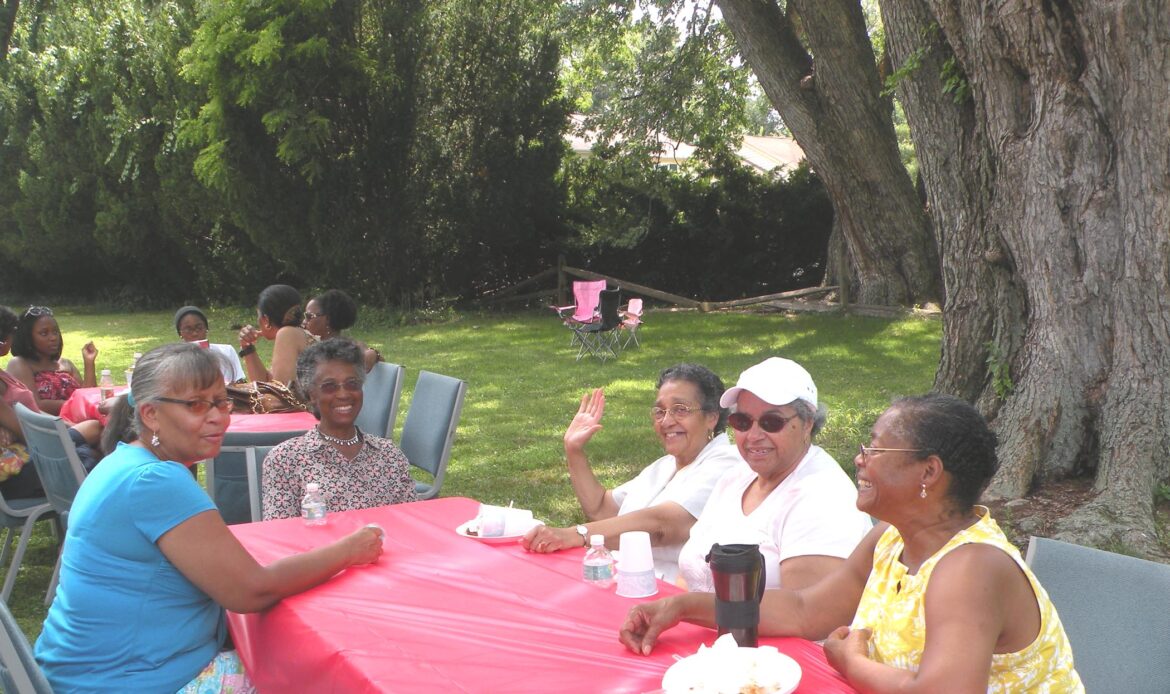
[238,344,256,358]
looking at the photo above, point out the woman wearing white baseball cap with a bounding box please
[675,357,871,592]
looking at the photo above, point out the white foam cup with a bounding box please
[616,564,658,598]
[617,531,654,572]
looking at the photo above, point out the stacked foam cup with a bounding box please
[616,531,658,598]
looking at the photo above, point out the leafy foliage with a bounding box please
[1,0,568,305]
[561,152,832,300]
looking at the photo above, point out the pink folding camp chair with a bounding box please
[551,280,607,343]
[619,297,644,348]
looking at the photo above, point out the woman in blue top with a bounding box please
[35,342,385,693]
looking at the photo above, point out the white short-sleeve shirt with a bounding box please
[209,343,246,383]
[677,445,871,593]
[610,433,742,581]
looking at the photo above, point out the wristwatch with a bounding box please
[575,525,589,547]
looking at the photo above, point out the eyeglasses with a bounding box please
[303,312,322,321]
[156,396,234,415]
[727,411,794,433]
[651,404,701,421]
[23,306,52,318]
[178,324,208,336]
[858,445,925,461]
[316,378,362,395]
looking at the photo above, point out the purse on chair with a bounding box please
[225,381,309,414]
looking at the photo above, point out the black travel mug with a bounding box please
[706,543,765,647]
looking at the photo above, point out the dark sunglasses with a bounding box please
[316,378,362,395]
[727,411,795,433]
[23,306,53,318]
[156,396,234,415]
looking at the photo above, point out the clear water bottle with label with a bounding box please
[583,534,615,588]
[301,483,327,526]
[99,369,115,400]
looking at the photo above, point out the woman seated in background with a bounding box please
[262,338,416,520]
[675,357,871,592]
[302,289,383,371]
[237,284,315,386]
[0,306,102,480]
[621,394,1084,693]
[5,306,99,416]
[522,364,742,583]
[35,343,385,692]
[173,305,245,383]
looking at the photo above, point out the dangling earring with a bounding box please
[151,432,161,447]
[920,483,927,499]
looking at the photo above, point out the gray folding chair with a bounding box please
[0,471,52,605]
[355,361,405,439]
[206,430,304,525]
[14,403,87,605]
[399,371,467,500]
[0,598,52,693]
[243,445,277,523]
[1025,535,1170,693]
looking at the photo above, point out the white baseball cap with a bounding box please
[719,357,818,409]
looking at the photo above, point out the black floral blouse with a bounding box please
[261,428,418,520]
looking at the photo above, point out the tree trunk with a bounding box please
[716,0,938,306]
[883,0,1170,555]
[0,0,19,59]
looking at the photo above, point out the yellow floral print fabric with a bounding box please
[851,507,1083,692]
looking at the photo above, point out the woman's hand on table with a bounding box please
[81,341,98,365]
[620,595,686,656]
[563,388,605,454]
[342,526,385,566]
[823,625,871,677]
[521,524,580,553]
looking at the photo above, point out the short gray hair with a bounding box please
[790,399,828,438]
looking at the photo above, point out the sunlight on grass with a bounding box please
[0,305,940,639]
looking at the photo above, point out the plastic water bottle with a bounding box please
[125,353,143,388]
[301,483,327,526]
[583,534,616,588]
[99,369,115,400]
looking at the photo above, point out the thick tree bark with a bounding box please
[883,0,1170,554]
[716,0,938,306]
[0,0,19,59]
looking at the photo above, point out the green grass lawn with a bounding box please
[0,305,941,641]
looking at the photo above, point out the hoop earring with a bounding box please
[707,430,714,441]
[920,483,927,499]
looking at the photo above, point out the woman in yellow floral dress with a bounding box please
[621,394,1083,693]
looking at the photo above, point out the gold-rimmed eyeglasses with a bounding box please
[858,445,925,462]
[651,404,700,422]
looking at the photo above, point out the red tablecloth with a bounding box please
[60,387,318,433]
[227,497,858,694]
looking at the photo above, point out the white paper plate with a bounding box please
[661,644,802,694]
[454,520,538,545]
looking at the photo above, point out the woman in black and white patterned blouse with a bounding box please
[262,338,417,520]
